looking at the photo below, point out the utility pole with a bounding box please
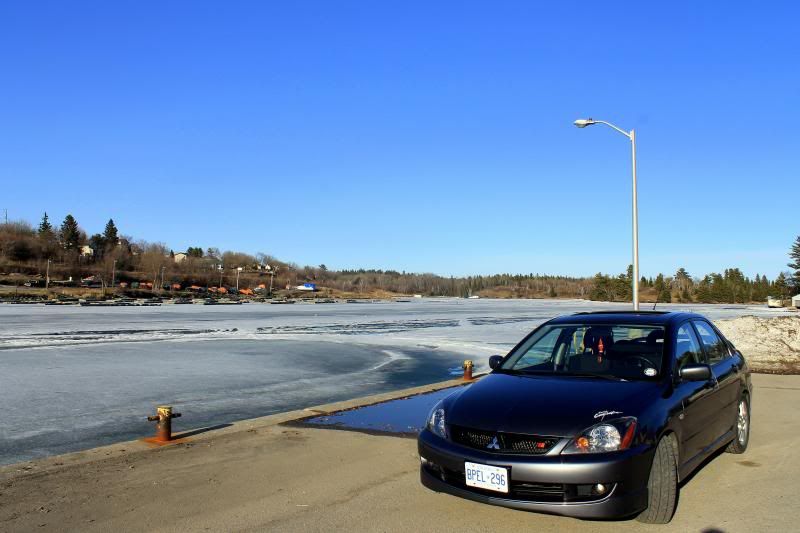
[236,267,242,291]
[160,266,166,292]
[45,259,51,291]
[219,266,224,288]
[111,259,117,292]
[269,268,276,297]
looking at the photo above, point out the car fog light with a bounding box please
[593,483,607,495]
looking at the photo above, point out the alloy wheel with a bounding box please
[737,399,749,445]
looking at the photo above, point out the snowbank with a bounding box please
[716,315,800,374]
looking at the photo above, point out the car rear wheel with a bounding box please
[637,435,678,524]
[726,395,750,454]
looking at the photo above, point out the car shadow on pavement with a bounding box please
[678,447,727,489]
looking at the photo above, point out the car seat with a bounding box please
[568,326,613,373]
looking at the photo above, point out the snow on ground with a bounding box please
[717,314,800,373]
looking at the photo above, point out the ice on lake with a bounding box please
[0,298,787,464]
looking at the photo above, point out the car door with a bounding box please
[692,320,740,444]
[673,322,717,466]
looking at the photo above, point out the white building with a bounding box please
[80,245,94,257]
[792,294,800,309]
[173,252,188,263]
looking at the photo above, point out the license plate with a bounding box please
[464,461,509,493]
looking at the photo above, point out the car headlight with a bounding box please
[561,417,637,454]
[427,401,447,439]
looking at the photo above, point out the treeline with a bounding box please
[0,212,797,303]
[590,266,791,304]
[0,213,288,289]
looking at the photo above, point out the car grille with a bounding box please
[450,425,559,455]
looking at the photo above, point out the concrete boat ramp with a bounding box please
[2,375,800,532]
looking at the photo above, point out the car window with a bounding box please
[693,321,729,364]
[513,327,560,368]
[675,324,704,370]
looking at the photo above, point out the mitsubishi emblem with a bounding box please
[486,436,501,450]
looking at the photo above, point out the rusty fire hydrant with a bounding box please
[146,405,182,442]
[462,359,474,381]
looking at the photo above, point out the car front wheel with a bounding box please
[637,435,678,524]
[726,395,750,454]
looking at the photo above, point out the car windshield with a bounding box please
[499,323,665,381]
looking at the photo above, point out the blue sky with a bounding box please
[1,2,797,278]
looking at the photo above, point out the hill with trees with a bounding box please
[0,212,796,304]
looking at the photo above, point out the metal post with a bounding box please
[630,129,640,311]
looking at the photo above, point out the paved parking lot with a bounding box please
[2,374,798,532]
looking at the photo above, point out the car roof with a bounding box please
[548,310,704,328]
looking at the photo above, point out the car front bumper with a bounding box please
[418,428,653,520]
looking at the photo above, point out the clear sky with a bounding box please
[1,2,797,278]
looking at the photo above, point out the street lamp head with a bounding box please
[574,118,596,128]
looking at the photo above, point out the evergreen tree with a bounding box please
[653,274,669,302]
[38,212,53,236]
[774,272,789,300]
[674,268,692,293]
[788,235,800,293]
[103,219,119,247]
[59,214,81,250]
[680,287,691,303]
[695,275,713,303]
[89,234,106,260]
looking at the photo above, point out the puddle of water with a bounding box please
[298,386,468,435]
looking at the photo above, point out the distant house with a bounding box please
[173,252,188,263]
[792,294,800,309]
[80,245,94,257]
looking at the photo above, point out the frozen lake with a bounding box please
[0,298,787,465]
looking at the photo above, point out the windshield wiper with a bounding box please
[567,373,628,382]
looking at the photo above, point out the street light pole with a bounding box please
[630,129,639,311]
[574,118,640,310]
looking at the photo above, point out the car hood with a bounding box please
[444,373,661,438]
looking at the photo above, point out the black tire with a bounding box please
[637,435,678,524]
[726,395,750,454]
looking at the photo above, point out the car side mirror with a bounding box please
[489,355,504,370]
[679,363,712,382]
